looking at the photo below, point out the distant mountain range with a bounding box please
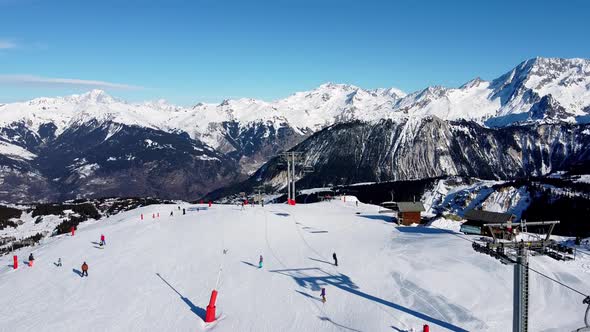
[1,57,589,202]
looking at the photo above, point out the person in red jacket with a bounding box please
[100,234,105,246]
[81,262,89,277]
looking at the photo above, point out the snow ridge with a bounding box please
[0,57,589,150]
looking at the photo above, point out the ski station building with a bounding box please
[396,202,425,226]
[461,209,517,239]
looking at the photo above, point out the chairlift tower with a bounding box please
[514,245,529,332]
[279,151,308,203]
[286,155,291,201]
[472,220,560,332]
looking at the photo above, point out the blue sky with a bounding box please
[1,0,589,105]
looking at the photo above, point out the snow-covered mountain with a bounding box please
[0,57,589,202]
[206,118,590,200]
[2,58,588,145]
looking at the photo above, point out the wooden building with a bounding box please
[396,202,425,226]
[461,209,517,239]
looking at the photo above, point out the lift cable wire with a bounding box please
[423,222,590,298]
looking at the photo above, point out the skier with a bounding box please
[170,211,174,217]
[57,258,62,267]
[28,253,35,267]
[81,262,89,277]
[320,288,326,303]
[100,234,106,246]
[178,206,181,211]
[182,208,186,215]
[332,252,338,266]
[258,255,263,268]
[355,200,358,207]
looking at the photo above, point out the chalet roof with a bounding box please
[464,209,514,224]
[397,202,425,213]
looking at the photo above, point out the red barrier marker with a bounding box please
[205,290,218,323]
[13,255,17,269]
[200,200,204,204]
[141,213,144,220]
[71,226,75,236]
[423,324,429,332]
[209,201,212,208]
[157,212,160,218]
[152,213,155,219]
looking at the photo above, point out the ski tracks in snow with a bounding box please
[277,206,413,332]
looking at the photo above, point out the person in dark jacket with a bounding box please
[320,288,326,303]
[28,253,35,267]
[258,255,263,268]
[81,262,89,277]
[332,252,338,266]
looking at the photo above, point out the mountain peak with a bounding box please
[71,89,117,104]
[372,87,407,99]
[460,77,485,89]
[317,82,360,91]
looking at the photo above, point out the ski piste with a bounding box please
[0,201,588,331]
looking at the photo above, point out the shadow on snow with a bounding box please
[308,257,334,266]
[155,273,206,321]
[270,267,468,332]
[241,261,258,268]
[357,215,396,223]
[395,226,458,235]
[318,316,363,332]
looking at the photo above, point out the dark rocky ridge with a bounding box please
[205,118,590,200]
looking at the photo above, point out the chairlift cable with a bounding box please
[423,223,590,298]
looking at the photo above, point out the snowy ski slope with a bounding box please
[0,201,588,332]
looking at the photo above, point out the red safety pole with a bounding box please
[423,324,429,332]
[157,212,160,218]
[141,213,144,220]
[71,226,75,236]
[13,255,17,269]
[152,213,155,219]
[209,201,212,208]
[205,289,218,323]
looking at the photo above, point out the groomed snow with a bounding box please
[0,202,588,331]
